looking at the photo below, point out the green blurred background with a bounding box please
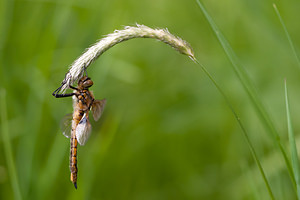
[1,0,300,199]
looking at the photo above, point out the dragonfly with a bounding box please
[52,76,106,189]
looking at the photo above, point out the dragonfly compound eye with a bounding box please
[83,79,93,88]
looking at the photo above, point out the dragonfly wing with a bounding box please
[75,113,92,146]
[92,99,106,121]
[60,113,73,138]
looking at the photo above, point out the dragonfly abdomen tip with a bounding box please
[74,182,77,189]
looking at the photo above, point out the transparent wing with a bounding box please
[60,113,73,138]
[76,113,92,146]
[92,99,106,121]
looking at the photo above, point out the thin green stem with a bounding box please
[273,4,300,70]
[285,81,300,199]
[194,59,275,200]
[196,0,295,187]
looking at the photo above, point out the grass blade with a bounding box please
[36,132,68,200]
[195,0,294,186]
[0,89,22,200]
[273,4,300,70]
[194,60,275,199]
[284,80,300,199]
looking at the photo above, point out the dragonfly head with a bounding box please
[78,76,93,89]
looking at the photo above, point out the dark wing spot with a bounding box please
[78,116,87,125]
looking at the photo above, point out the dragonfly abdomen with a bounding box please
[69,110,84,189]
[70,135,78,189]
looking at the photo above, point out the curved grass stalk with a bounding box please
[57,24,195,92]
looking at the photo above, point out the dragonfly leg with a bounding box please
[53,92,76,98]
[69,85,78,90]
[52,85,63,97]
[52,83,78,98]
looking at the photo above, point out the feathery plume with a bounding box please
[57,24,195,92]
